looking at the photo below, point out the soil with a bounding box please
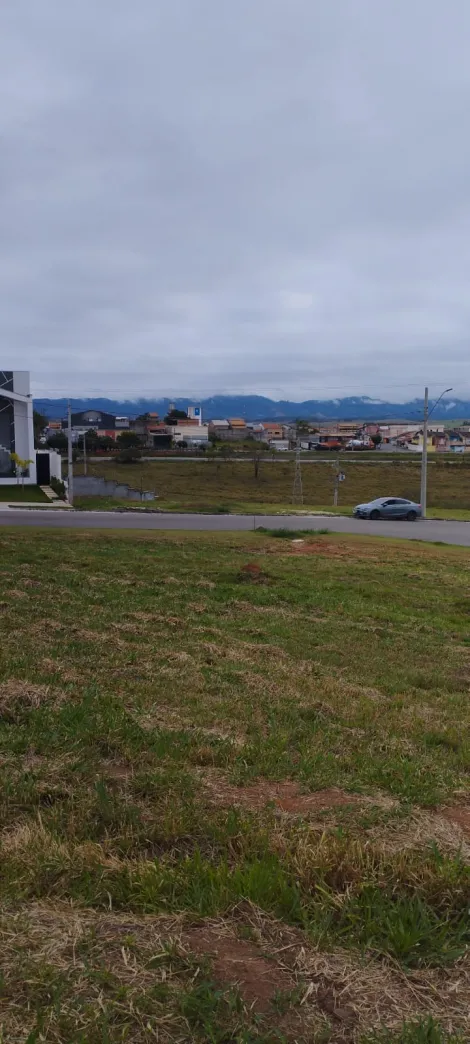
[440,805,470,836]
[182,926,293,1012]
[204,776,362,814]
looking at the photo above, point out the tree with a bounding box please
[116,431,143,448]
[295,418,310,433]
[82,429,101,452]
[370,433,382,448]
[46,431,68,452]
[116,446,142,464]
[251,443,264,482]
[164,408,187,424]
[10,452,33,492]
[33,410,48,446]
[97,435,117,451]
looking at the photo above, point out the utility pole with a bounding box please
[420,387,429,519]
[67,401,74,505]
[333,458,339,507]
[292,440,303,504]
[419,386,452,519]
[82,432,87,476]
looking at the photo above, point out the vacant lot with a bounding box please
[0,528,469,1042]
[75,458,470,514]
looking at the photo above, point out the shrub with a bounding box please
[116,447,142,464]
[49,476,66,499]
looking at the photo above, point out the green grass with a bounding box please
[72,458,470,515]
[362,1018,465,1043]
[0,528,469,1040]
[0,485,49,502]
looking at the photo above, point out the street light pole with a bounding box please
[83,432,87,476]
[420,387,429,518]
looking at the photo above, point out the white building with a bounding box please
[170,423,209,445]
[0,370,36,485]
[187,405,202,424]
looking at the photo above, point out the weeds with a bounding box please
[1,529,470,1040]
[362,1016,465,1042]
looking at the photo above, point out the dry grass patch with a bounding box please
[368,811,470,863]
[0,679,64,723]
[2,903,468,1043]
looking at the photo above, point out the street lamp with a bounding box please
[420,387,452,518]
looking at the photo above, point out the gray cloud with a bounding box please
[2,0,470,401]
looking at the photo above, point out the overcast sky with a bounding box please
[2,1,470,402]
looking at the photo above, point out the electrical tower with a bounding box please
[292,441,303,504]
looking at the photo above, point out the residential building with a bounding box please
[0,370,36,485]
[147,423,172,449]
[170,423,209,445]
[209,418,248,441]
[68,409,119,440]
[261,422,285,440]
[270,439,290,451]
[208,420,233,440]
[245,423,265,440]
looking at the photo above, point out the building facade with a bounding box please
[0,370,36,485]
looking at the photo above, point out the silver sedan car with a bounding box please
[353,497,422,521]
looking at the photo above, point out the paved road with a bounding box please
[1,509,470,545]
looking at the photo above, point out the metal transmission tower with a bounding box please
[292,441,303,504]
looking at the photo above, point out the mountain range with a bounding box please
[35,395,470,422]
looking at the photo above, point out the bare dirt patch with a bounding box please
[182,925,294,1012]
[440,804,470,837]
[203,775,365,814]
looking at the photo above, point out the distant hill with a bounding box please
[35,394,470,422]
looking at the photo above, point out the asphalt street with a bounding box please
[1,510,470,545]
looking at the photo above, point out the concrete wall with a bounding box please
[73,475,155,502]
[36,449,62,482]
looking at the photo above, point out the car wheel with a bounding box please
[370,509,380,520]
[406,510,417,521]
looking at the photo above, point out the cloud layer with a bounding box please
[2,0,470,400]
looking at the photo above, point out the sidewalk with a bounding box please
[3,501,73,510]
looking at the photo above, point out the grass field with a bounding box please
[1,527,469,1042]
[0,485,49,503]
[75,459,470,515]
